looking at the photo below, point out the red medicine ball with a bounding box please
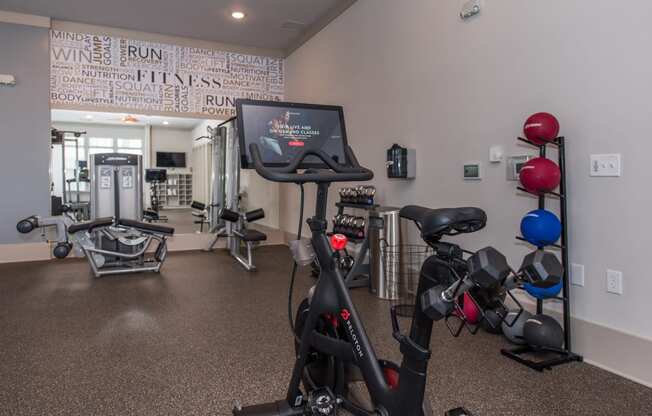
[523,112,560,145]
[519,158,561,194]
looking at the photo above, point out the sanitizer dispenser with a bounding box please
[386,144,416,179]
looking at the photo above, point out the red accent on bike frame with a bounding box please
[323,313,339,328]
[383,367,400,390]
[340,309,351,321]
[330,233,348,251]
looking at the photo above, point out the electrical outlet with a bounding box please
[606,269,623,295]
[571,263,585,287]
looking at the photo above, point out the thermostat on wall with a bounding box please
[463,161,482,180]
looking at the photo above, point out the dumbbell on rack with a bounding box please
[338,185,376,206]
[432,247,564,337]
[332,214,366,239]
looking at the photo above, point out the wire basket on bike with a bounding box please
[381,243,434,317]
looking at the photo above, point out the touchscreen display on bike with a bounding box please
[236,99,349,169]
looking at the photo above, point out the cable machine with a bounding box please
[201,117,267,271]
[51,128,90,220]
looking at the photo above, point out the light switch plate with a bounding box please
[590,154,621,177]
[489,145,504,163]
[606,269,623,295]
[571,263,585,287]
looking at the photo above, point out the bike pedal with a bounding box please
[307,387,338,416]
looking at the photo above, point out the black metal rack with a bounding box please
[501,136,583,371]
[313,201,380,288]
[333,202,381,288]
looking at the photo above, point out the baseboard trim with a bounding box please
[0,226,285,263]
[583,358,652,389]
[0,242,52,263]
[507,297,652,388]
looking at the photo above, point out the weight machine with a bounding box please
[17,214,174,277]
[17,152,175,277]
[201,117,268,271]
[144,168,168,223]
[51,128,90,220]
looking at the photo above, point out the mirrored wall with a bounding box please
[49,109,279,236]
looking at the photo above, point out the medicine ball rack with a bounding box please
[501,135,584,371]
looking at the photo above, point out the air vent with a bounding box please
[281,21,306,31]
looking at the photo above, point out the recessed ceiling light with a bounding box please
[163,121,169,125]
[231,11,245,20]
[84,114,93,119]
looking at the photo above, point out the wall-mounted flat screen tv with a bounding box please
[156,152,186,168]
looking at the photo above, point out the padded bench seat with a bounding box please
[235,229,267,242]
[68,217,114,234]
[118,219,175,236]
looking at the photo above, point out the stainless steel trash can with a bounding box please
[369,207,405,300]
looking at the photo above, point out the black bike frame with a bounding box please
[286,183,437,416]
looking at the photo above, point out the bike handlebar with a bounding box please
[249,143,374,184]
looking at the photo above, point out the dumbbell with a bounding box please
[338,254,355,271]
[339,188,352,203]
[332,215,342,234]
[502,250,563,291]
[352,217,365,239]
[343,215,356,237]
[421,247,510,321]
[520,250,562,286]
[336,215,348,235]
[339,188,347,202]
[350,188,359,204]
[341,188,353,203]
[363,186,376,205]
[354,186,365,204]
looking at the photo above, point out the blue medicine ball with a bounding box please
[520,209,561,247]
[524,280,563,300]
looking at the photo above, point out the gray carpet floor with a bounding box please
[0,246,650,415]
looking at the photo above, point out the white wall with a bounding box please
[283,0,652,348]
[240,169,279,229]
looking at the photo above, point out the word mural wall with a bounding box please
[50,30,284,117]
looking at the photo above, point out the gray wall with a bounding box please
[0,22,50,243]
[282,0,652,344]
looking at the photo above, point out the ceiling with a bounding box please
[0,0,355,52]
[52,109,204,129]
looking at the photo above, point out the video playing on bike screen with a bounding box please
[237,100,348,169]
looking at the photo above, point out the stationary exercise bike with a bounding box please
[231,99,515,416]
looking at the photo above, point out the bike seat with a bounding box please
[399,205,487,241]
